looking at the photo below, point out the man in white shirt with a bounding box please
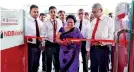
[88,3,114,72]
[75,9,91,72]
[39,13,47,71]
[58,10,66,27]
[84,12,90,21]
[25,5,43,72]
[90,13,95,22]
[41,6,62,72]
[39,13,46,22]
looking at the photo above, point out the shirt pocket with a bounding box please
[82,28,87,37]
[47,25,53,31]
[101,27,109,39]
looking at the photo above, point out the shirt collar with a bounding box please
[99,14,105,20]
[62,19,66,22]
[78,18,84,22]
[28,14,36,22]
[50,18,57,21]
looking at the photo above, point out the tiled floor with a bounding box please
[38,53,91,72]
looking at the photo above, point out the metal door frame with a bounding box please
[114,29,134,72]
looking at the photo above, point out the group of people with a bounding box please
[25,3,114,72]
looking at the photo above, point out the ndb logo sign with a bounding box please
[0,31,3,39]
[0,30,23,39]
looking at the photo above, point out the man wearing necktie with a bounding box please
[75,9,92,72]
[58,10,66,27]
[41,6,62,72]
[25,5,43,72]
[87,3,114,72]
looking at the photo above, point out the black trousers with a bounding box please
[81,41,88,72]
[28,43,41,72]
[90,45,109,72]
[42,49,46,71]
[45,41,60,72]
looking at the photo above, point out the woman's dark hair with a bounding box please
[66,15,77,23]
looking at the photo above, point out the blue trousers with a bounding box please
[28,43,41,72]
[90,45,109,72]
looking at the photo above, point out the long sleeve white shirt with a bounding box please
[75,19,91,38]
[25,14,43,44]
[40,18,62,43]
[86,14,115,50]
[75,19,92,51]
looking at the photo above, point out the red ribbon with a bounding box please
[66,38,128,44]
[24,36,128,45]
[24,36,45,39]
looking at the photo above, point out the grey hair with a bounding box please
[92,3,103,9]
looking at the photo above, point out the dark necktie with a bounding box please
[62,21,65,27]
[35,19,40,46]
[79,21,82,31]
[53,20,57,42]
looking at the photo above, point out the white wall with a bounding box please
[0,0,131,13]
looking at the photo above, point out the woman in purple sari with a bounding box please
[56,15,83,72]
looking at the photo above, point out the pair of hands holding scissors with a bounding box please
[56,38,81,46]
